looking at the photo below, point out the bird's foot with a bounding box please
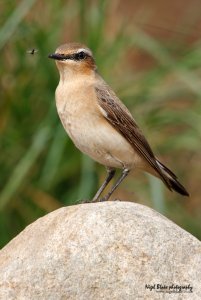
[78,196,115,204]
[99,196,109,202]
[99,197,120,202]
[76,199,91,204]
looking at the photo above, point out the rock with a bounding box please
[0,201,200,299]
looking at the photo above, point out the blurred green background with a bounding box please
[0,0,201,247]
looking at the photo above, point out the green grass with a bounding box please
[0,0,201,247]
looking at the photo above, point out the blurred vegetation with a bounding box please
[0,0,201,247]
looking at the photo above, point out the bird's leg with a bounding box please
[100,168,130,202]
[92,168,116,202]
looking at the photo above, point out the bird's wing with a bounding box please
[95,81,169,186]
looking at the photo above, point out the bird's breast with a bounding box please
[55,79,101,146]
[55,79,143,169]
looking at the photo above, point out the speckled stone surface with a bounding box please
[0,201,200,299]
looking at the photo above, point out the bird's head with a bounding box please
[48,43,96,77]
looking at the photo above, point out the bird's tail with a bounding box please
[156,159,189,196]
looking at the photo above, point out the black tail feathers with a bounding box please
[156,160,189,197]
[168,177,189,196]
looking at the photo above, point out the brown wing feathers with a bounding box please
[95,84,173,190]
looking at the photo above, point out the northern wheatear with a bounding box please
[49,42,189,201]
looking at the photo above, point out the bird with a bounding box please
[48,42,189,202]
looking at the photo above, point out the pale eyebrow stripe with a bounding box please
[77,48,92,56]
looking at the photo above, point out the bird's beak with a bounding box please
[48,53,65,60]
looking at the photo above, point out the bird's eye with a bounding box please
[75,51,86,60]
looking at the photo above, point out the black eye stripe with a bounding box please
[53,51,89,61]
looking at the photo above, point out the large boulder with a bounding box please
[0,201,200,299]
